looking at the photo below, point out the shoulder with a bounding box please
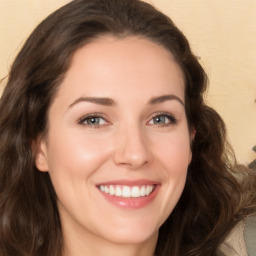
[218,215,256,256]
[244,215,256,256]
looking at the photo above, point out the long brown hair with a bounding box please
[0,0,255,255]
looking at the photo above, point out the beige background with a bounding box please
[0,0,255,164]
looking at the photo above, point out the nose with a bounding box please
[113,125,151,170]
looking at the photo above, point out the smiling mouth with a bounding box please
[98,185,156,198]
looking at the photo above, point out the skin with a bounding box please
[36,36,194,256]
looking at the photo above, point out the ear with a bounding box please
[190,126,196,142]
[188,126,196,164]
[33,138,49,172]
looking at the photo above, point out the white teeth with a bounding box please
[140,186,146,196]
[131,186,140,197]
[109,185,115,195]
[99,185,155,198]
[115,186,122,197]
[122,186,131,197]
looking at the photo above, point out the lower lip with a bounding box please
[98,185,160,209]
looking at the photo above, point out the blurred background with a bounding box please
[0,0,255,165]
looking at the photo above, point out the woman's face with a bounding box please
[36,36,193,248]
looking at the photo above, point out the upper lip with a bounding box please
[96,179,159,186]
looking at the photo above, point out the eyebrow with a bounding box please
[149,94,184,106]
[68,94,184,109]
[68,97,115,108]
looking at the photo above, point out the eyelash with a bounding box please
[78,113,108,128]
[149,112,177,126]
[77,112,177,128]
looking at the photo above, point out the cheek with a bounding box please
[45,131,115,213]
[152,131,191,221]
[153,130,192,172]
[159,135,190,191]
[46,129,113,180]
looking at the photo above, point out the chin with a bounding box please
[98,220,159,245]
[107,231,158,246]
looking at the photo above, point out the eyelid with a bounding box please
[77,111,177,128]
[77,113,110,127]
[147,112,177,126]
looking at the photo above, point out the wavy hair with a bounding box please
[0,0,255,255]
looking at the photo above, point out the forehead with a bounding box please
[55,35,185,103]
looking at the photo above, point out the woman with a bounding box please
[0,0,255,255]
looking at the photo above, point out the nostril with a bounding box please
[113,149,149,169]
[113,128,150,169]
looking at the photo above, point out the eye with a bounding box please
[148,113,177,126]
[78,114,108,127]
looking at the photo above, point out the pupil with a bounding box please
[89,118,98,124]
[154,116,164,124]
